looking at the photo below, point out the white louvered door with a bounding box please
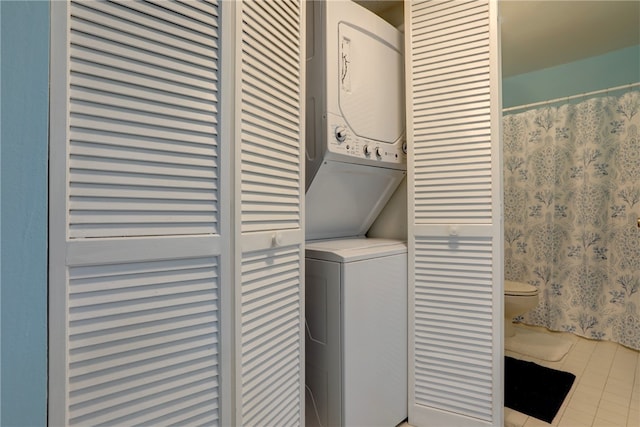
[49,1,230,425]
[406,1,503,426]
[233,1,306,425]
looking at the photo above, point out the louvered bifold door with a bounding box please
[49,1,230,425]
[406,1,503,426]
[232,1,306,426]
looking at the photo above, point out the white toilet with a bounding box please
[504,280,539,337]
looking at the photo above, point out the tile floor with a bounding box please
[505,325,639,427]
[398,325,640,427]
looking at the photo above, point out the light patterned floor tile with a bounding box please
[558,407,595,426]
[600,390,631,409]
[597,396,630,418]
[578,372,608,389]
[594,405,628,425]
[567,397,599,417]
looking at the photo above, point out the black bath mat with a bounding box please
[505,356,576,423]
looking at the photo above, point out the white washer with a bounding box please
[305,238,407,427]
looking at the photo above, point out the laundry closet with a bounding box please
[304,2,407,425]
[47,1,503,426]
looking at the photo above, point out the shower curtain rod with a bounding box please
[503,82,640,113]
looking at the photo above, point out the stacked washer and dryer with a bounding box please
[304,1,407,426]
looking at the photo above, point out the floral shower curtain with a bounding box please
[503,91,640,350]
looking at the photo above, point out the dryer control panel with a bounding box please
[325,113,406,167]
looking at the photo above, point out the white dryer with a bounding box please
[305,0,406,241]
[305,238,407,427]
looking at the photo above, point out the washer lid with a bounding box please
[505,280,538,296]
[306,237,407,263]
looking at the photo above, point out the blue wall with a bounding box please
[503,44,640,109]
[0,1,49,425]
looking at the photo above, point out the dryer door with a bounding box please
[338,22,404,144]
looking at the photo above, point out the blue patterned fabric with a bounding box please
[503,91,640,350]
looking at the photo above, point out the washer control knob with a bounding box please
[363,145,373,156]
[375,147,384,158]
[335,126,347,143]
